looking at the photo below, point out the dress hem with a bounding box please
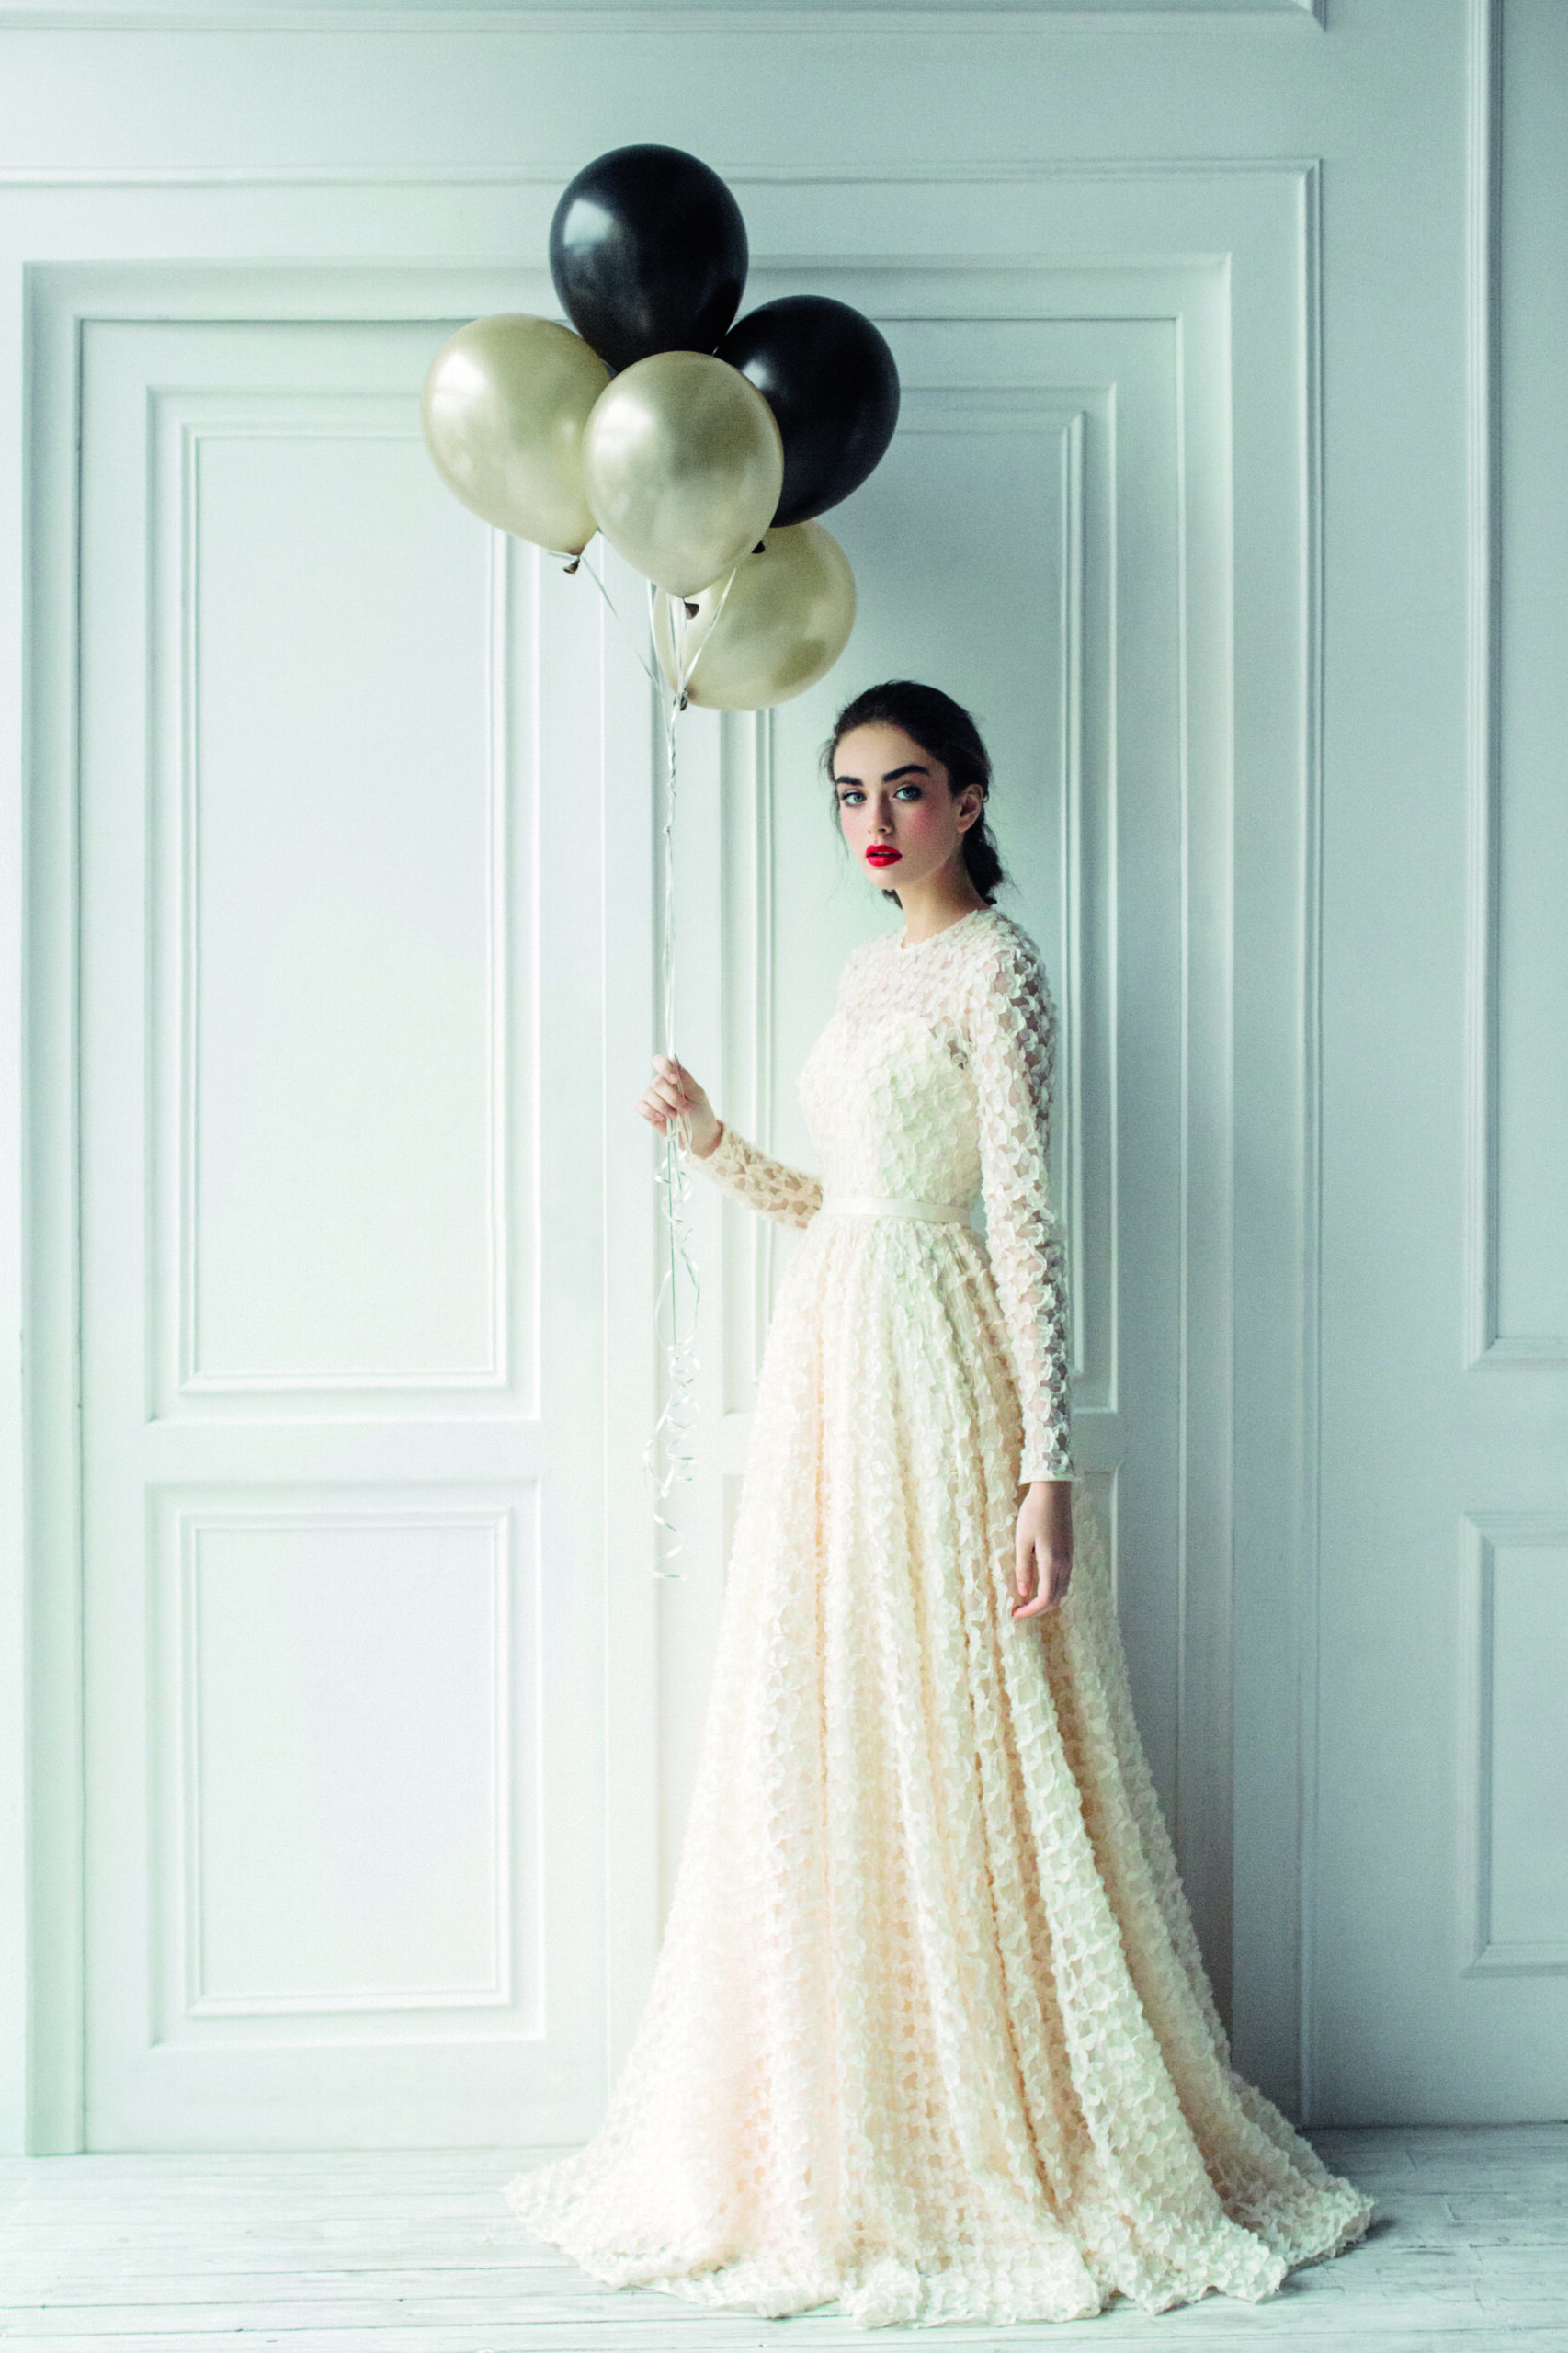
[503,2168,1377,2332]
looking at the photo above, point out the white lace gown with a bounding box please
[505,904,1373,2327]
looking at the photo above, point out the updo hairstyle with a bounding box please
[824,679,1007,904]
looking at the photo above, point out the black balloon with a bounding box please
[549,144,748,375]
[716,295,901,528]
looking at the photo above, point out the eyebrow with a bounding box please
[833,762,933,787]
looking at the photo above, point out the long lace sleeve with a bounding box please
[969,929,1075,1483]
[686,1120,823,1230]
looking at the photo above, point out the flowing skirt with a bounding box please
[505,1216,1373,2326]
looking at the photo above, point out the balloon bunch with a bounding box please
[421,146,900,1574]
[420,142,899,710]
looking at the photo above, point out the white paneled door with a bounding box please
[53,169,1311,2153]
[64,218,1281,2150]
[76,317,644,2147]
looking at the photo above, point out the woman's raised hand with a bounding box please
[638,1054,722,1159]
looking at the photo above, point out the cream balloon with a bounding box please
[581,351,784,597]
[421,313,609,556]
[654,521,857,710]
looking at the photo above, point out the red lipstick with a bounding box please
[865,846,902,866]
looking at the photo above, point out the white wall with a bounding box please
[1,0,1563,2150]
[1307,0,1568,2121]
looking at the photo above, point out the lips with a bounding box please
[865,847,902,866]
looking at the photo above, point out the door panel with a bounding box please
[78,319,627,2146]
[1311,0,1568,2121]
[769,315,1184,1807]
[664,261,1248,2035]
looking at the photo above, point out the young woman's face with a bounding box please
[832,722,982,893]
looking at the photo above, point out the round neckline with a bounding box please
[896,905,992,954]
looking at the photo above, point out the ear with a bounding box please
[954,783,985,835]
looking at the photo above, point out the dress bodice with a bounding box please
[693,904,1075,1483]
[798,934,983,1205]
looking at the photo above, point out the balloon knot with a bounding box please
[683,599,700,619]
[677,691,689,712]
[753,540,766,555]
[562,557,581,575]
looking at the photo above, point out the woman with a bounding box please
[505,681,1373,2326]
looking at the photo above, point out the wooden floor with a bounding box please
[3,2127,1565,2349]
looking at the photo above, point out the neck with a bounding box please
[897,861,988,945]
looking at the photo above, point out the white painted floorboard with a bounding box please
[3,2129,1566,2349]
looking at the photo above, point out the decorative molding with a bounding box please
[0,158,1324,197]
[163,1500,532,2026]
[21,265,90,2154]
[166,402,519,1397]
[1296,152,1326,2122]
[0,1,1325,35]
[1463,0,1504,1369]
[1462,0,1567,1369]
[1458,1511,1568,1978]
[1059,408,1088,1386]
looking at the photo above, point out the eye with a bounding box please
[894,783,924,801]
[837,787,865,806]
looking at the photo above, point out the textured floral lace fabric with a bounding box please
[505,905,1374,2326]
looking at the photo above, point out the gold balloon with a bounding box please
[581,352,784,598]
[421,313,609,556]
[654,521,857,710]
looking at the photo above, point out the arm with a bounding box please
[687,1120,824,1231]
[970,933,1076,1487]
[638,1052,822,1230]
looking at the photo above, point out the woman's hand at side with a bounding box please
[1012,1480,1074,1619]
[637,1054,722,1159]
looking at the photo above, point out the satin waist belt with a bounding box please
[818,1194,970,1224]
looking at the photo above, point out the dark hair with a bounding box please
[824,679,1007,904]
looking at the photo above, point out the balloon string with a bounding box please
[570,551,702,1578]
[640,640,698,1577]
[571,543,663,698]
[562,547,746,1581]
[665,557,743,703]
[634,563,744,1574]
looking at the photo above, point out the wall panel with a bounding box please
[687,252,1267,2050]
[141,370,540,1415]
[69,311,620,2147]
[175,411,520,1392]
[1460,1516,1568,1977]
[157,1502,533,2022]
[1492,0,1568,1358]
